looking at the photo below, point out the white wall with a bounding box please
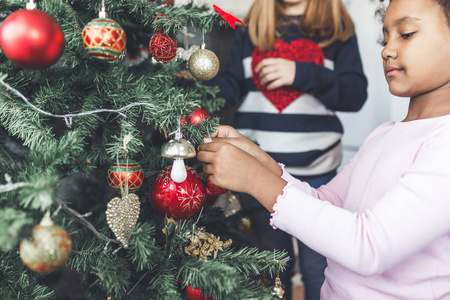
[175,0,411,166]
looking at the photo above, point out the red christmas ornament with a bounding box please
[0,7,65,69]
[186,285,213,300]
[150,165,206,220]
[82,8,127,62]
[158,107,209,141]
[107,159,144,193]
[188,108,211,126]
[148,15,177,63]
[206,188,218,205]
[205,175,227,196]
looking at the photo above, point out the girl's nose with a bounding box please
[381,41,397,61]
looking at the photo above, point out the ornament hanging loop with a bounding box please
[99,0,107,18]
[154,14,169,33]
[201,28,206,49]
[26,0,36,10]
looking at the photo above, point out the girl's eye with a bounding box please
[380,40,387,47]
[400,32,415,40]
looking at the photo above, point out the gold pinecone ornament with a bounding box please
[106,193,140,247]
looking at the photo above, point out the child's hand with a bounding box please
[198,140,287,212]
[197,141,268,194]
[255,58,296,90]
[203,125,283,177]
[204,125,262,159]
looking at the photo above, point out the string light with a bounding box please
[0,75,157,128]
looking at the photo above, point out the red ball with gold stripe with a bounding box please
[82,8,126,62]
[19,213,72,273]
[150,165,206,220]
[107,159,144,193]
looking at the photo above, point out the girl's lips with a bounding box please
[386,69,402,77]
[384,65,403,77]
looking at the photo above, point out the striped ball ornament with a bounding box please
[82,18,126,62]
[107,159,144,193]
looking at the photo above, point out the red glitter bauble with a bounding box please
[107,159,144,193]
[185,285,213,300]
[0,9,65,69]
[148,32,177,63]
[188,107,210,126]
[205,175,227,196]
[150,165,206,220]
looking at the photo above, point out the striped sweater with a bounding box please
[208,21,367,176]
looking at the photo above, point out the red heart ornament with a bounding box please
[251,39,325,113]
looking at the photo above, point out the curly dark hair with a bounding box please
[376,0,450,26]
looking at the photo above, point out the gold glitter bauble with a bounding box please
[19,213,72,273]
[188,46,220,81]
[106,193,140,248]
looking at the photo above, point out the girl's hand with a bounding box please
[197,141,287,212]
[255,58,296,90]
[198,141,264,194]
[204,125,282,176]
[205,125,263,159]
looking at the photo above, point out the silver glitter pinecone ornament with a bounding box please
[106,193,140,248]
[188,43,220,81]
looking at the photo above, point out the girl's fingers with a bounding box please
[266,78,284,90]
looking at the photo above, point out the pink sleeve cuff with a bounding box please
[270,181,292,229]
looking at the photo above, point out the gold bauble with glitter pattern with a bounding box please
[20,213,72,273]
[188,44,219,81]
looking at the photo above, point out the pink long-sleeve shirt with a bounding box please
[271,115,450,299]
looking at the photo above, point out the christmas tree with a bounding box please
[0,0,288,299]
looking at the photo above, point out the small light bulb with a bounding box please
[171,158,187,183]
